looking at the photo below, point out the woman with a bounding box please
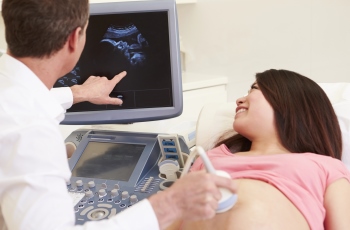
[169,69,350,230]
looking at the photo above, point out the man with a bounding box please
[0,0,236,230]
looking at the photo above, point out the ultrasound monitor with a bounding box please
[54,0,182,125]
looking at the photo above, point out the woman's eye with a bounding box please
[248,85,258,93]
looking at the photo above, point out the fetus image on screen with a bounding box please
[101,23,149,67]
[54,23,149,87]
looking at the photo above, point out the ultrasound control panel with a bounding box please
[65,129,189,224]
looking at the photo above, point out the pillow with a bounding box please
[324,83,350,171]
[196,83,350,171]
[196,102,235,151]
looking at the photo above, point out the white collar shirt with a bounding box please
[0,54,159,230]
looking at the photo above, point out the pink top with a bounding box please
[191,144,350,230]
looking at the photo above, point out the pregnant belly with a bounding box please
[180,179,310,230]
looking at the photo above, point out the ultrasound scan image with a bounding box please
[101,24,149,67]
[54,24,149,88]
[53,11,172,111]
[54,23,151,88]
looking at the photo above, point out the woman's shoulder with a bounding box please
[302,152,343,166]
[302,152,342,163]
[302,153,350,177]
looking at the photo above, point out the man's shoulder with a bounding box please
[0,78,41,122]
[1,78,34,105]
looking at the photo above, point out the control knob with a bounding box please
[130,195,138,204]
[85,190,94,199]
[111,189,119,198]
[76,180,83,187]
[99,189,107,197]
[88,181,95,188]
[121,191,129,200]
[101,183,107,189]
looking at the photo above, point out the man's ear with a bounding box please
[67,27,83,53]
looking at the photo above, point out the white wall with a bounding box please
[177,0,350,102]
[0,16,5,53]
[0,0,349,102]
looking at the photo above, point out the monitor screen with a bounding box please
[72,141,145,181]
[54,0,182,124]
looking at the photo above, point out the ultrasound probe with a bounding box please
[181,146,237,213]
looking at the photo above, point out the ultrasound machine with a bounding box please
[54,0,189,224]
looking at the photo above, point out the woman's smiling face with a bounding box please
[233,82,276,141]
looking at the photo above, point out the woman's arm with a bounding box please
[324,178,350,229]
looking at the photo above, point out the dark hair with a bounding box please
[216,69,342,159]
[2,0,89,58]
